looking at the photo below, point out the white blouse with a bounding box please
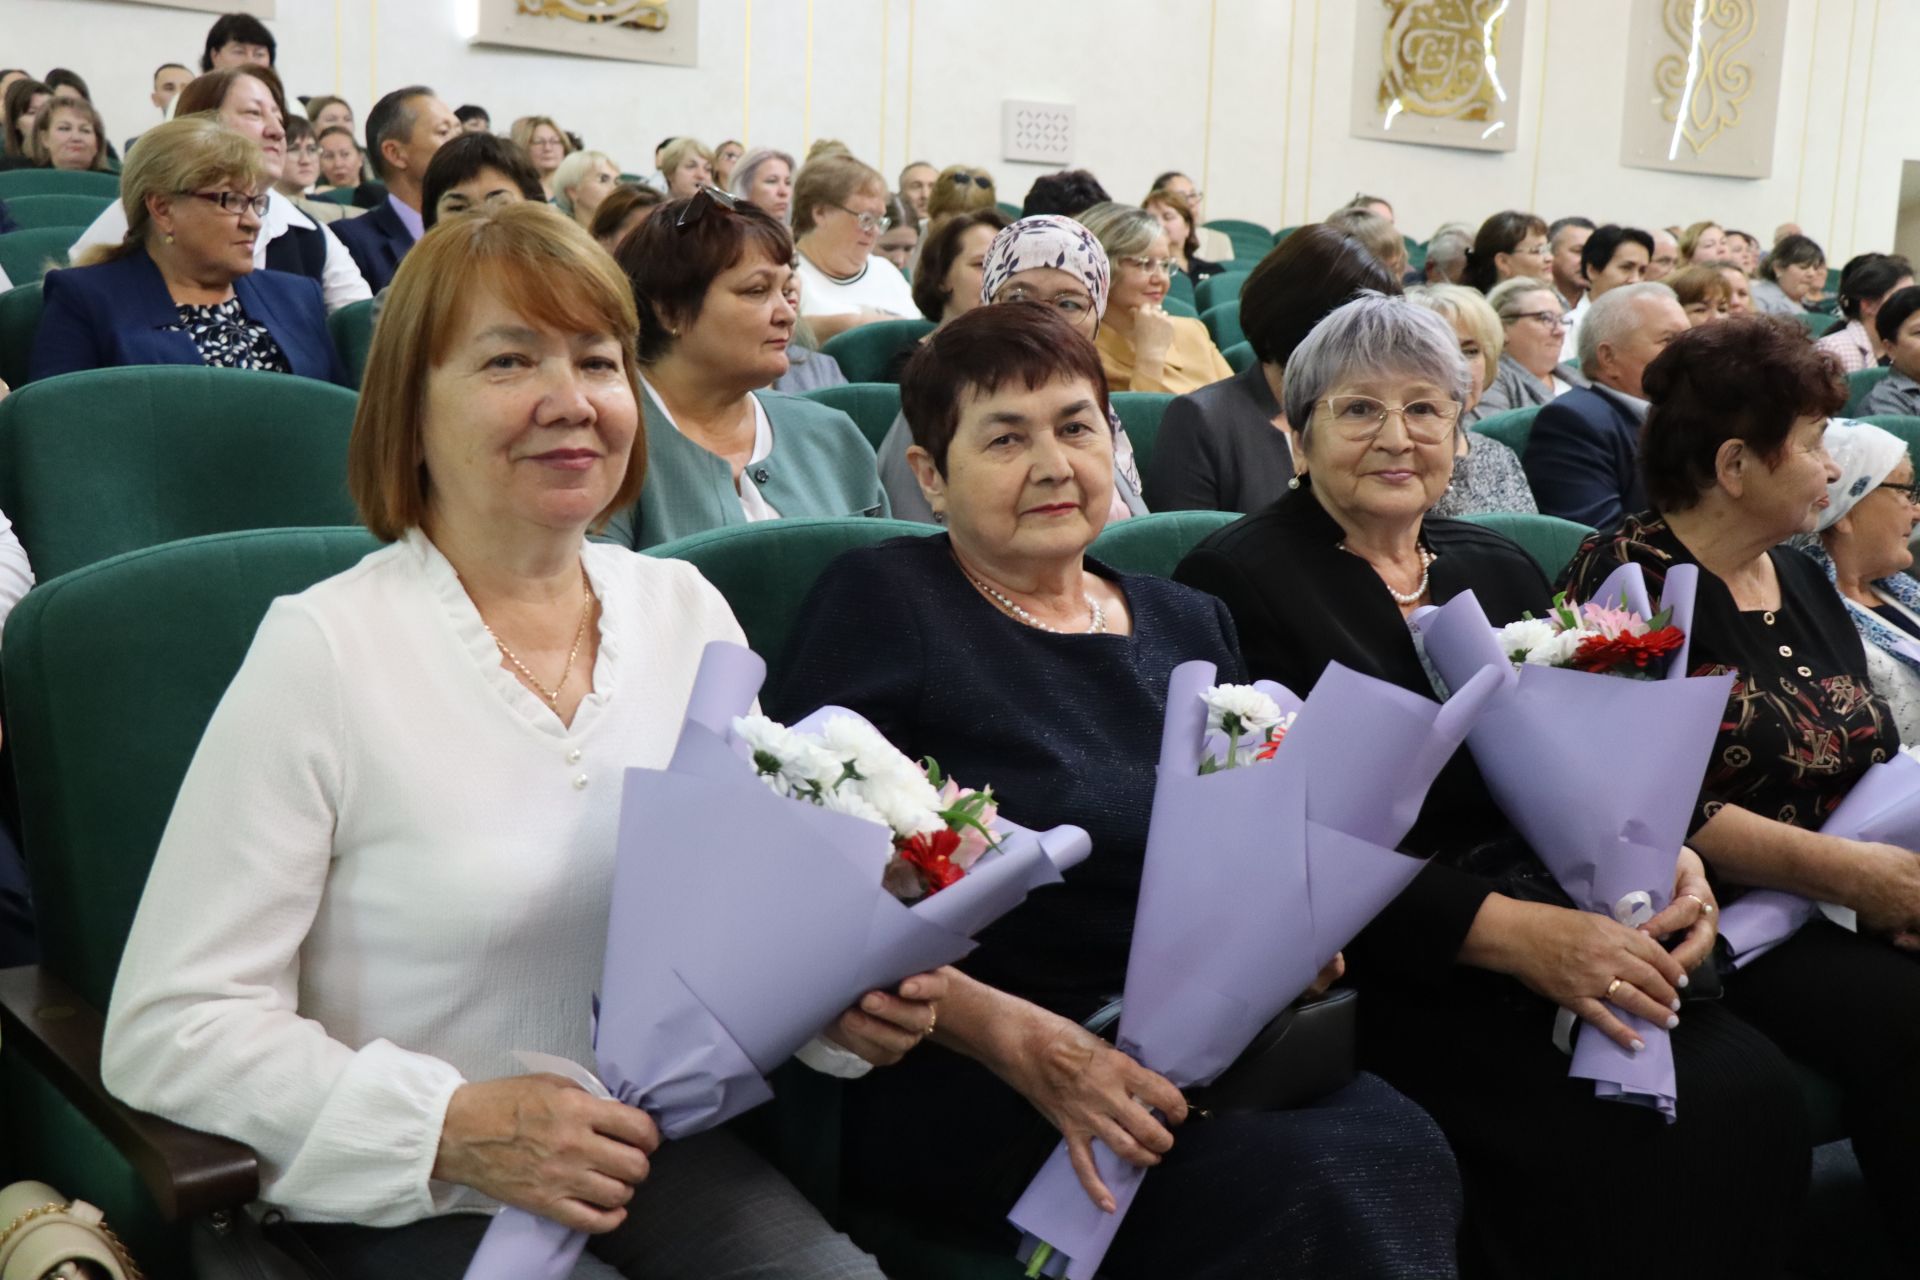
[101,529,749,1224]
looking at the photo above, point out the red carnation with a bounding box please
[899,828,965,896]
[1570,626,1684,675]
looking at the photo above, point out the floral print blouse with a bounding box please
[161,297,291,373]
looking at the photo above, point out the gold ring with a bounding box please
[923,1008,938,1038]
[1605,978,1623,1000]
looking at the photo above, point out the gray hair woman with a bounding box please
[1472,276,1587,421]
[730,146,794,222]
[876,213,1148,524]
[1405,283,1536,517]
[551,148,621,230]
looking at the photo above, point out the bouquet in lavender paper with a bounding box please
[1408,562,1734,1122]
[1006,658,1503,1280]
[462,642,1091,1280]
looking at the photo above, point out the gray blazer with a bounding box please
[1469,352,1589,422]
[1861,370,1920,418]
[1145,361,1294,514]
[1748,278,1806,316]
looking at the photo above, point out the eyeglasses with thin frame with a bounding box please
[996,285,1094,318]
[1118,255,1175,277]
[1876,480,1920,505]
[676,184,740,232]
[1318,394,1462,445]
[181,189,269,217]
[833,204,892,234]
[1502,308,1568,330]
[946,172,992,189]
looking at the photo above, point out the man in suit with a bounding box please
[1523,281,1689,533]
[332,85,459,291]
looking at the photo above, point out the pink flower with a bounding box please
[938,777,999,870]
[1579,603,1649,640]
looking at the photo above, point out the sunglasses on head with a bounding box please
[947,173,991,189]
[676,184,740,231]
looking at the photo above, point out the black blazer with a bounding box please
[1144,361,1294,515]
[1174,485,1553,983]
[330,199,413,292]
[1522,383,1645,533]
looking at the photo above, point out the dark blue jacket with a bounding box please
[329,199,413,292]
[1521,383,1646,533]
[0,199,16,236]
[29,248,344,385]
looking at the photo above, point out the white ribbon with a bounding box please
[1611,891,1655,929]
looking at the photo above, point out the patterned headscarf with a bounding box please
[979,215,1111,320]
[1818,418,1907,533]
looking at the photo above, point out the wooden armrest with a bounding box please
[0,964,259,1220]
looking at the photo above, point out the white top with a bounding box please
[640,376,781,521]
[69,189,372,312]
[0,506,34,636]
[1560,293,1590,364]
[101,529,751,1225]
[794,251,917,320]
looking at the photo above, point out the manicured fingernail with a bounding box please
[1665,1015,1680,1029]
[1630,1039,1646,1052]
[1677,974,1689,988]
[1671,997,1682,1011]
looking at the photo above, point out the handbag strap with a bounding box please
[0,1198,141,1280]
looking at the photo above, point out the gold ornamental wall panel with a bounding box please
[1349,0,1528,154]
[1620,0,1787,179]
[474,0,697,66]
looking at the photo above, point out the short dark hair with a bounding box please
[201,13,276,71]
[1579,225,1655,281]
[1022,169,1110,219]
[1640,315,1846,513]
[420,133,545,228]
[1464,209,1547,294]
[1760,233,1825,282]
[1239,223,1400,366]
[1874,284,1920,346]
[365,84,434,180]
[284,114,314,146]
[911,208,1010,321]
[900,301,1111,476]
[1150,170,1188,190]
[44,68,90,99]
[615,194,794,363]
[154,62,191,84]
[1837,253,1915,319]
[588,183,665,248]
[454,104,489,126]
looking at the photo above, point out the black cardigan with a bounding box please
[1174,485,1554,984]
[1144,361,1296,516]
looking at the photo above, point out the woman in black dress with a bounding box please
[1175,294,1810,1279]
[770,302,1464,1279]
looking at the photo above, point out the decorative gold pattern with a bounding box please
[516,0,668,31]
[1653,0,1756,156]
[1375,0,1510,124]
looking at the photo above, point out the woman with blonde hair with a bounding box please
[1677,219,1729,267]
[657,136,715,200]
[551,148,621,229]
[924,163,995,224]
[730,146,795,222]
[509,114,572,196]
[1143,186,1223,282]
[26,94,110,172]
[1075,200,1231,394]
[1405,283,1536,517]
[1665,264,1733,327]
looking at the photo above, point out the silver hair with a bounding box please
[1424,224,1473,275]
[1576,281,1679,376]
[1485,274,1557,320]
[1283,292,1474,436]
[1075,201,1162,260]
[728,147,795,200]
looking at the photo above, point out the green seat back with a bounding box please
[1794,310,1838,339]
[1166,270,1195,309]
[0,282,44,388]
[1162,294,1199,320]
[1470,404,1543,456]
[995,201,1022,220]
[311,187,357,205]
[0,170,118,200]
[327,298,377,388]
[1856,415,1920,466]
[645,517,937,685]
[1222,340,1256,374]
[1193,270,1251,313]
[0,366,362,579]
[1844,366,1891,416]
[0,226,77,284]
[1457,511,1595,581]
[3,193,111,230]
[819,318,935,383]
[1274,225,1302,245]
[1203,218,1274,261]
[1091,509,1239,577]
[1110,391,1174,478]
[1404,234,1426,272]
[798,382,902,452]
[1201,299,1243,349]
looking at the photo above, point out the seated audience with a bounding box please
[332,85,461,291]
[1523,281,1686,530]
[1175,294,1811,1280]
[551,148,620,229]
[589,182,664,254]
[1406,283,1536,518]
[1148,224,1397,514]
[1563,316,1920,1255]
[1341,191,1396,223]
[27,93,109,171]
[731,146,794,222]
[1144,186,1221,282]
[1750,233,1826,315]
[72,66,372,312]
[1666,263,1732,326]
[874,194,918,271]
[791,153,918,339]
[1545,215,1595,312]
[1422,221,1472,285]
[1152,169,1233,261]
[1472,275,1586,420]
[1021,167,1109,219]
[1817,253,1913,372]
[1077,201,1232,394]
[602,188,886,548]
[1324,206,1408,281]
[315,124,368,192]
[33,115,342,385]
[1717,261,1753,314]
[306,94,355,136]
[897,160,936,223]
[453,103,490,134]
[150,62,193,123]
[101,202,919,1280]
[0,79,51,167]
[422,131,544,227]
[657,136,715,200]
[907,208,1008,328]
[200,11,275,70]
[509,114,571,196]
[1860,285,1920,417]
[1559,224,1652,359]
[712,138,744,189]
[773,301,1466,1279]
[1727,229,1763,277]
[277,116,363,224]
[1678,219,1729,267]
[1461,209,1549,295]
[1803,420,1920,742]
[876,214,1147,523]
[925,164,996,223]
[1646,226,1681,280]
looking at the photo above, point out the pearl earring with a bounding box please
[1287,475,1300,490]
[162,233,175,245]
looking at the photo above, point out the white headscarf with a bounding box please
[1818,418,1909,533]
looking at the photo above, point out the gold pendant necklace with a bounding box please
[482,566,595,706]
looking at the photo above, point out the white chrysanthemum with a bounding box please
[1521,628,1595,668]
[817,780,888,827]
[732,714,845,794]
[1496,617,1560,665]
[1201,684,1284,738]
[855,772,948,838]
[817,715,945,837]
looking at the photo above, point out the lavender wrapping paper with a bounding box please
[464,642,1092,1280]
[1004,658,1503,1280]
[1718,751,1920,966]
[1407,564,1733,1120]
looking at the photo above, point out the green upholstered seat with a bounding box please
[819,319,935,384]
[1201,299,1243,349]
[1469,405,1543,457]
[1856,415,1920,465]
[1193,269,1251,313]
[1456,511,1596,582]
[1222,340,1256,374]
[0,366,362,579]
[0,169,118,199]
[1110,391,1174,478]
[1203,219,1274,261]
[1091,508,1239,577]
[1166,269,1195,310]
[1162,294,1199,320]
[2,193,112,230]
[0,282,45,389]
[327,298,377,388]
[0,226,77,285]
[799,382,902,452]
[1844,367,1891,416]
[1794,311,1838,339]
[995,201,1022,221]
[310,187,357,205]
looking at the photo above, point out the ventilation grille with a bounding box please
[1002,101,1075,165]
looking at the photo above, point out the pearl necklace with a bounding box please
[964,569,1107,635]
[481,566,596,706]
[1342,543,1436,605]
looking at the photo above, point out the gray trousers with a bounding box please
[282,1127,884,1279]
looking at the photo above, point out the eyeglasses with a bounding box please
[676,184,740,232]
[946,172,992,189]
[182,189,269,217]
[1876,480,1920,504]
[1502,308,1568,330]
[1517,243,1552,258]
[997,285,1094,317]
[1318,395,1462,444]
[833,204,892,234]
[1118,255,1175,276]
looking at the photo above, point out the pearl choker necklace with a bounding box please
[963,569,1107,634]
[1341,543,1436,605]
